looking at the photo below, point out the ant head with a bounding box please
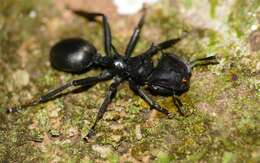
[147,53,192,96]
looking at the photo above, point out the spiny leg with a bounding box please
[129,82,170,115]
[142,34,188,58]
[73,10,112,56]
[125,9,146,58]
[172,95,185,116]
[6,70,112,113]
[84,77,122,141]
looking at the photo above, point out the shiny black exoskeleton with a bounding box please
[6,10,218,141]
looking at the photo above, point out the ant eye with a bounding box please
[182,78,187,83]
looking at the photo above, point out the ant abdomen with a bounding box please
[50,38,98,73]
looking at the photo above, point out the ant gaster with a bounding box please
[6,9,218,141]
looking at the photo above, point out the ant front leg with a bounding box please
[84,77,122,141]
[72,10,113,57]
[125,9,146,58]
[6,70,112,113]
[172,95,185,116]
[142,34,187,58]
[129,82,170,116]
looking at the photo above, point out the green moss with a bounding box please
[107,153,119,163]
[0,0,259,162]
[155,151,171,163]
[228,0,260,38]
[222,151,235,163]
[183,0,193,9]
[209,0,218,18]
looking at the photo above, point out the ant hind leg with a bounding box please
[83,77,122,141]
[6,70,112,113]
[72,10,113,57]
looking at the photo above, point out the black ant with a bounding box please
[6,9,218,141]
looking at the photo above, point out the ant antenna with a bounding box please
[190,56,219,68]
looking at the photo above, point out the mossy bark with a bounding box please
[0,0,259,162]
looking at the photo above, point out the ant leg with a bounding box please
[129,83,170,115]
[84,77,122,141]
[172,95,185,116]
[73,10,112,57]
[142,34,188,58]
[125,9,146,58]
[6,70,112,113]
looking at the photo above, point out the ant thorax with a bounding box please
[113,58,127,70]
